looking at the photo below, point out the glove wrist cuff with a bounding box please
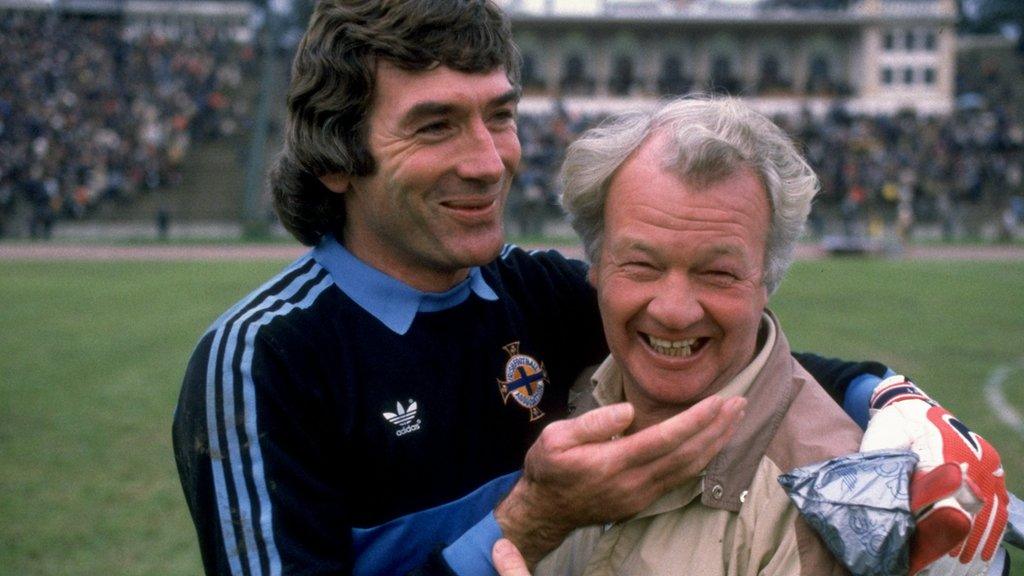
[869,375,934,411]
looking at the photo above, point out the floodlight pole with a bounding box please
[241,5,281,240]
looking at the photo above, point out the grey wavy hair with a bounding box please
[560,96,819,295]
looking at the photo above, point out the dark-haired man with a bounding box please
[172,1,1007,575]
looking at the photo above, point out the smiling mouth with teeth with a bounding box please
[645,334,705,357]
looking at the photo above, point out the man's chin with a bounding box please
[631,369,720,409]
[449,231,506,266]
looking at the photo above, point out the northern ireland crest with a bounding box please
[497,342,547,421]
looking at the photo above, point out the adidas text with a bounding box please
[395,421,421,436]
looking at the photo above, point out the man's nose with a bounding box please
[647,274,704,329]
[455,119,508,184]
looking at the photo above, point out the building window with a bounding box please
[904,30,916,51]
[807,56,834,94]
[560,54,594,95]
[657,54,690,96]
[609,55,635,96]
[883,31,895,51]
[710,55,740,94]
[758,54,790,93]
[903,67,914,84]
[924,67,936,84]
[521,53,546,91]
[882,67,893,85]
[924,30,937,51]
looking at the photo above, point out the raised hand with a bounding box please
[495,395,746,565]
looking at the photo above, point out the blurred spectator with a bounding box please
[0,10,256,235]
[2,8,1022,243]
[511,96,1024,243]
[156,204,171,241]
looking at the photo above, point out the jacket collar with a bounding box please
[312,234,498,335]
[701,310,796,512]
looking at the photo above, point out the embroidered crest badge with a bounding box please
[497,341,547,421]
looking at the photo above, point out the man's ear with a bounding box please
[319,173,351,194]
[587,263,598,288]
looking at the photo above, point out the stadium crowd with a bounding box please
[0,11,256,238]
[0,8,1021,243]
[509,98,1024,243]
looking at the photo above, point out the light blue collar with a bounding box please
[312,235,498,335]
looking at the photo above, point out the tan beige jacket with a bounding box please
[535,312,863,576]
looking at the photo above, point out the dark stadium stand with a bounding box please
[509,92,1024,244]
[0,3,1021,243]
[0,8,257,238]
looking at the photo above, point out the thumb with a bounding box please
[493,538,533,576]
[910,464,963,512]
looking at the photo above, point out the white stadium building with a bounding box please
[500,0,958,117]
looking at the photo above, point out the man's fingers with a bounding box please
[493,538,532,576]
[980,495,1009,561]
[558,402,635,447]
[910,464,963,512]
[513,395,744,534]
[614,395,739,468]
[649,396,745,467]
[908,465,972,575]
[601,396,744,495]
[909,506,971,576]
[957,500,985,562]
[646,397,746,487]
[962,493,1006,563]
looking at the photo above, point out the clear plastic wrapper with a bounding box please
[780,450,1024,576]
[778,449,918,576]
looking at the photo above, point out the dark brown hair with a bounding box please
[271,0,520,245]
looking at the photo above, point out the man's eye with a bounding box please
[416,121,451,135]
[491,109,516,125]
[705,270,739,283]
[622,261,659,277]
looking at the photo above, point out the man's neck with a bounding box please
[342,238,471,293]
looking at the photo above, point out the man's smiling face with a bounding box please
[591,133,770,428]
[322,61,521,292]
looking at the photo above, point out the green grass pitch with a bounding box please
[1,256,1022,574]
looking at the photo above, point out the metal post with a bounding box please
[241,5,280,239]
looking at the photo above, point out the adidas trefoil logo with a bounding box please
[383,399,422,437]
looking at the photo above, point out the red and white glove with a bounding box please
[860,375,1009,576]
